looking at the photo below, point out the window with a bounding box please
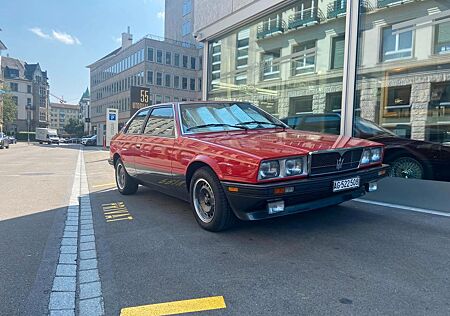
[12,96,18,105]
[155,95,162,104]
[147,71,154,85]
[166,52,172,65]
[174,76,180,89]
[147,48,154,61]
[381,26,413,62]
[182,55,188,68]
[126,109,149,134]
[174,97,180,102]
[144,107,175,137]
[190,57,196,69]
[27,85,32,93]
[182,77,188,90]
[292,41,316,75]
[289,96,313,115]
[236,29,250,69]
[331,35,345,69]
[157,50,163,63]
[174,53,180,67]
[165,74,171,88]
[325,92,342,112]
[164,96,171,103]
[182,0,192,16]
[190,78,196,91]
[262,49,281,81]
[156,72,162,86]
[27,98,32,108]
[434,21,450,55]
[211,41,221,83]
[182,21,192,37]
[10,82,18,92]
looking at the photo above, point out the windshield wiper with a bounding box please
[186,123,249,131]
[237,121,286,129]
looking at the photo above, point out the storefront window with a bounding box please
[208,0,346,119]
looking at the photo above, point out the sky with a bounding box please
[0,0,165,104]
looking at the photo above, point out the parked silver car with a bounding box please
[0,133,10,149]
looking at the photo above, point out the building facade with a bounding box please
[0,56,49,134]
[88,30,202,144]
[79,88,91,134]
[194,0,450,145]
[165,0,197,45]
[49,102,80,135]
[0,40,6,133]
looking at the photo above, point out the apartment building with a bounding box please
[0,56,50,134]
[49,102,80,135]
[0,39,6,133]
[79,87,91,134]
[194,0,450,144]
[88,30,202,142]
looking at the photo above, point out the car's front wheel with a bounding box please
[115,159,138,195]
[389,156,425,179]
[190,167,236,232]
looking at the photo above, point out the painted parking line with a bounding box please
[353,198,450,217]
[102,202,133,222]
[92,182,116,188]
[120,296,226,316]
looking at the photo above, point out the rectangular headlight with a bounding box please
[259,160,280,180]
[361,147,383,165]
[285,158,305,176]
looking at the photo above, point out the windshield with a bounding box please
[355,117,397,137]
[180,102,286,134]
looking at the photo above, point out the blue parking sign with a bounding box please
[109,113,117,121]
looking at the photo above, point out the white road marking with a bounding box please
[353,198,450,217]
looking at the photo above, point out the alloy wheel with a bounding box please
[193,178,216,223]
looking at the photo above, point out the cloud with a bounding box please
[52,30,81,45]
[157,11,165,19]
[113,36,122,44]
[29,27,81,45]
[29,27,51,39]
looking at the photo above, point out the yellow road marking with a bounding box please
[120,296,226,316]
[102,202,133,223]
[93,182,116,188]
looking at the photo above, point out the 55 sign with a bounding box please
[130,86,150,115]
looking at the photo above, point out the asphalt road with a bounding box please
[0,144,449,315]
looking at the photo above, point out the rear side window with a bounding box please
[125,109,150,134]
[143,107,175,137]
[301,115,340,135]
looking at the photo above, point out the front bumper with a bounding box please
[222,164,389,221]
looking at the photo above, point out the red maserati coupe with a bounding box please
[109,102,388,231]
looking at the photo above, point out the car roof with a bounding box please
[138,100,251,111]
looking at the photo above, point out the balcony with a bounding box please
[377,0,413,8]
[327,1,372,19]
[257,19,286,40]
[288,8,322,30]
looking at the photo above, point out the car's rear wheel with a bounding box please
[115,158,138,195]
[190,167,236,232]
[389,156,425,179]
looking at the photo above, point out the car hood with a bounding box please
[191,129,381,159]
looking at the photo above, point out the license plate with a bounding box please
[333,177,360,192]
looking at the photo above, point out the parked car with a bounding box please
[109,102,388,231]
[7,135,16,144]
[281,113,450,181]
[0,132,10,149]
[82,135,97,146]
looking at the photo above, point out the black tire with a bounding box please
[389,156,426,179]
[189,167,236,232]
[115,158,138,195]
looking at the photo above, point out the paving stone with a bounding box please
[52,276,76,292]
[63,231,77,238]
[80,235,95,243]
[80,281,102,299]
[64,226,78,232]
[49,309,75,316]
[79,269,100,283]
[61,238,77,246]
[80,219,93,225]
[65,220,78,226]
[80,229,94,236]
[79,297,104,316]
[49,291,75,310]
[59,253,77,264]
[80,249,96,260]
[79,259,97,271]
[56,264,77,277]
[80,242,96,251]
[81,224,94,230]
[60,246,77,254]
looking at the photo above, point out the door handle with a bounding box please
[136,144,141,149]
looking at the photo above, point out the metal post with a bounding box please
[340,0,361,137]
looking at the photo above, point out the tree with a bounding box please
[64,118,84,137]
[1,85,17,126]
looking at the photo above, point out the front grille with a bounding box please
[309,148,363,176]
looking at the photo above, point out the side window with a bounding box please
[143,107,175,137]
[302,115,340,135]
[125,109,150,134]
